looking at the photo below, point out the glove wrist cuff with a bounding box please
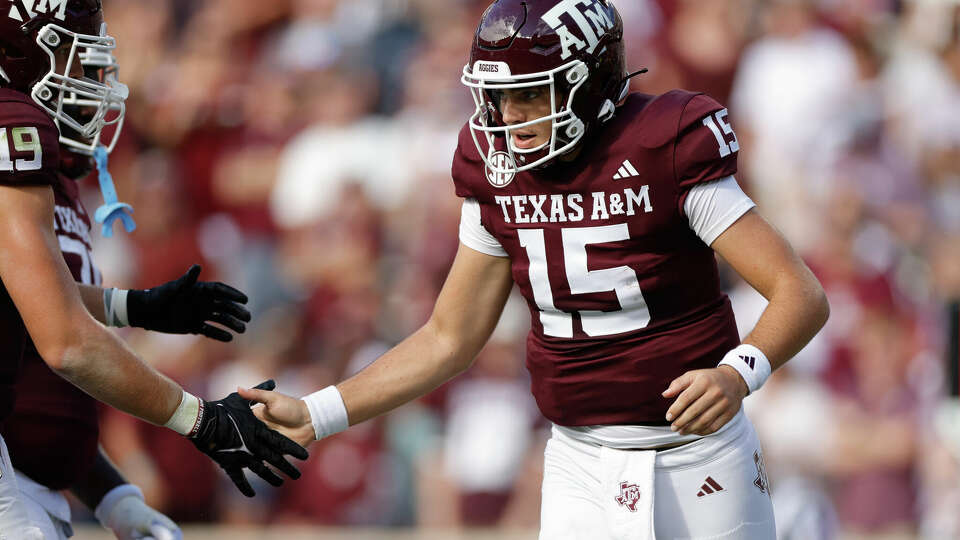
[164,390,204,437]
[94,484,143,527]
[303,385,349,441]
[103,288,130,327]
[717,343,772,395]
[125,288,149,328]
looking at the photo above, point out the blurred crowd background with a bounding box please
[69,0,960,538]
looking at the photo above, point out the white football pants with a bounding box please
[540,412,776,540]
[0,435,44,540]
[13,472,71,540]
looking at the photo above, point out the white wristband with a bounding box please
[103,288,129,327]
[717,344,772,395]
[302,385,349,441]
[163,390,204,437]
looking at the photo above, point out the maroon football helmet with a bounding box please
[0,0,126,156]
[461,0,627,174]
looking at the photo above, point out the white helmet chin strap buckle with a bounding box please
[598,99,615,123]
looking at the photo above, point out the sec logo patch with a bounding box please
[485,151,516,188]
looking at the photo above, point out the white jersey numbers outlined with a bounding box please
[0,127,42,172]
[518,224,651,338]
[701,109,739,158]
[0,127,43,172]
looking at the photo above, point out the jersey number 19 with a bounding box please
[0,127,42,173]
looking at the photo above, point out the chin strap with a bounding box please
[93,145,136,237]
[619,68,648,101]
[599,68,649,124]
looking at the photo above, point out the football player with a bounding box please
[0,1,307,536]
[243,1,829,538]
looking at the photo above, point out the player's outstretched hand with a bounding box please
[191,380,309,497]
[239,385,317,449]
[662,367,748,436]
[127,264,252,342]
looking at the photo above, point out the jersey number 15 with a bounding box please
[519,223,651,338]
[0,127,43,173]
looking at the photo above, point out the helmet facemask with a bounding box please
[462,59,592,176]
[31,22,127,156]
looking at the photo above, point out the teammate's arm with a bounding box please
[241,242,515,447]
[664,209,829,435]
[0,184,306,496]
[76,264,251,342]
[0,184,182,424]
[72,449,181,540]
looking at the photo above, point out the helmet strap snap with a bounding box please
[598,99,615,122]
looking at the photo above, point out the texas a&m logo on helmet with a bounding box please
[541,0,617,60]
[6,0,71,22]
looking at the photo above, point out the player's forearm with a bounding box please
[47,317,182,425]
[78,283,108,325]
[337,320,473,426]
[742,271,829,371]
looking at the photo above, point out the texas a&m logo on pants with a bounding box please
[615,481,641,512]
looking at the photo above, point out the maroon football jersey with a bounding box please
[452,91,742,425]
[0,89,61,422]
[2,171,102,489]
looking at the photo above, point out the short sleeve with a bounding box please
[452,122,488,199]
[675,94,738,194]
[683,175,755,246]
[459,198,508,257]
[0,96,60,187]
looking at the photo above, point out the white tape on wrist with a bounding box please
[163,390,203,437]
[302,385,349,441]
[717,344,772,395]
[103,288,129,327]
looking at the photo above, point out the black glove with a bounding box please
[191,380,309,497]
[127,264,252,342]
